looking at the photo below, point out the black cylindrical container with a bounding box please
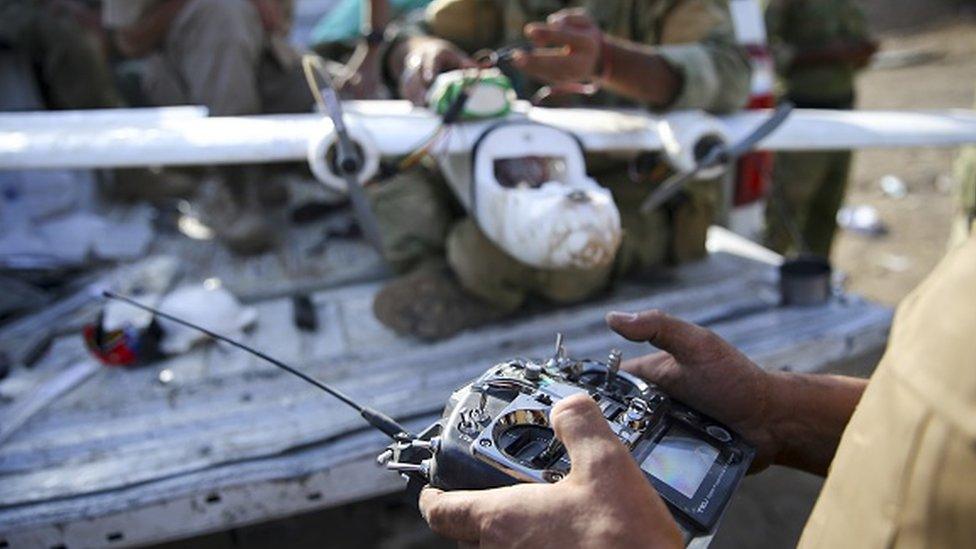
[780,254,833,306]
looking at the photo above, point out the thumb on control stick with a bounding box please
[550,394,632,481]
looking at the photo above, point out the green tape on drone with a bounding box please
[428,69,516,120]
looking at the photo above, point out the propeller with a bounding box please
[640,102,795,213]
[304,56,386,254]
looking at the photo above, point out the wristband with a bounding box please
[363,29,386,47]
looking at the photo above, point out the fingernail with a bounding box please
[607,311,638,322]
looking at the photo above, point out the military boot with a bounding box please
[100,168,196,205]
[196,167,277,256]
[373,260,508,341]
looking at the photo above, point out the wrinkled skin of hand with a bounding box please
[512,8,603,85]
[607,310,782,471]
[419,394,683,548]
[399,38,474,105]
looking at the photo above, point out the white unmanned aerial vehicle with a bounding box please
[1,75,975,269]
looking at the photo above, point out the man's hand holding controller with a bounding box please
[420,309,867,546]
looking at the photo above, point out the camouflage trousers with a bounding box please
[0,0,122,109]
[141,0,312,116]
[368,163,716,313]
[765,150,852,257]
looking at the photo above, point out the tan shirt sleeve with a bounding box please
[654,0,750,112]
[799,236,976,548]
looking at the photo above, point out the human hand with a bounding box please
[399,38,474,105]
[512,8,603,85]
[419,394,683,548]
[342,49,384,99]
[606,310,782,471]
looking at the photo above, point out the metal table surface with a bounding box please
[0,238,892,548]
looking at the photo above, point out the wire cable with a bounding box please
[103,291,411,439]
[103,291,367,412]
[302,54,330,111]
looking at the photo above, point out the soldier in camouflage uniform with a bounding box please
[0,0,122,109]
[950,83,976,249]
[101,0,314,255]
[102,0,311,117]
[764,0,877,257]
[371,0,751,340]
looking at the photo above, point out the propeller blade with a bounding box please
[641,103,795,212]
[639,168,703,214]
[722,102,794,160]
[318,76,386,255]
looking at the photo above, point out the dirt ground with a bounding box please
[835,20,976,306]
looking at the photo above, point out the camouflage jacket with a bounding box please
[765,0,872,104]
[416,0,750,113]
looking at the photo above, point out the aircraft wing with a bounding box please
[0,102,439,170]
[2,101,976,171]
[0,102,667,170]
[726,108,976,150]
[526,106,664,153]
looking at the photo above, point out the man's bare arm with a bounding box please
[599,37,681,108]
[767,372,867,476]
[511,11,682,108]
[365,0,389,37]
[608,311,868,477]
[114,0,187,59]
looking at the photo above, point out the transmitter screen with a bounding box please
[642,426,719,499]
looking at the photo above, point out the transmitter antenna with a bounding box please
[102,291,409,439]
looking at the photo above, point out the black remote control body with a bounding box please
[380,337,754,544]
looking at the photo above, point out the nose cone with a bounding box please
[480,181,622,270]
